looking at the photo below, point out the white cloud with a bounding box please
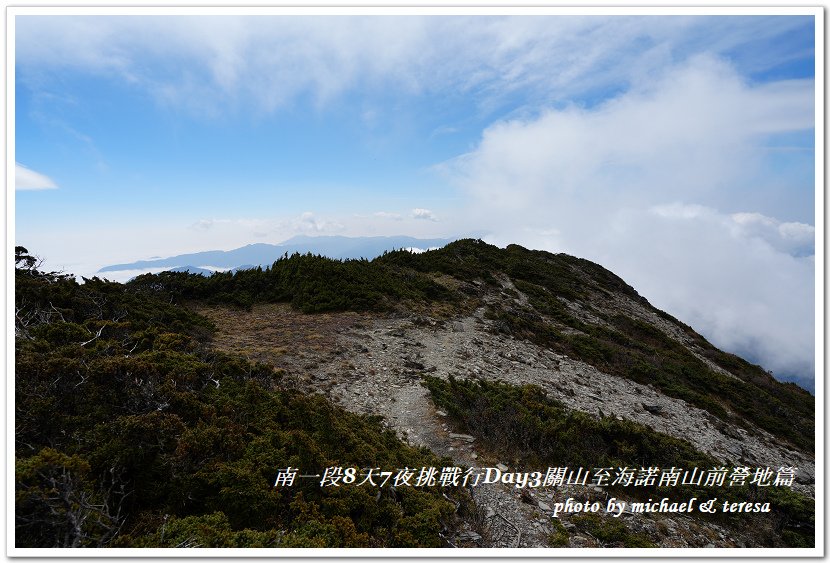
[443,55,813,218]
[412,208,438,222]
[292,211,345,234]
[638,205,814,386]
[373,211,403,221]
[15,16,810,117]
[187,213,347,239]
[189,218,231,230]
[442,56,815,389]
[729,211,814,257]
[16,163,58,190]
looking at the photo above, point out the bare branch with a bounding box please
[48,302,67,322]
[80,325,105,347]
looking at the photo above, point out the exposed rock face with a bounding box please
[197,275,814,548]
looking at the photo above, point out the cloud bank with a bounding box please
[444,56,815,389]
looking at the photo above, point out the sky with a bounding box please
[13,12,817,390]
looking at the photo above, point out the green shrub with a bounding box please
[424,376,815,547]
[571,513,655,548]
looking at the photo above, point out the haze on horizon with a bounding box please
[14,11,817,390]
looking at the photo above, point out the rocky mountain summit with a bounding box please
[15,241,814,549]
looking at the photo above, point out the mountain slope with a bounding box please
[15,242,815,549]
[132,238,813,454]
[189,238,813,547]
[14,247,465,549]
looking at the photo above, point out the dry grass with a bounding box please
[193,303,369,371]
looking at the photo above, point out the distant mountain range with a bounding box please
[99,235,456,274]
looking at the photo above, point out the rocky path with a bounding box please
[197,302,814,548]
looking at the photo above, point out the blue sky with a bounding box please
[13,12,817,389]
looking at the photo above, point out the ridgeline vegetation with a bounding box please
[14,240,814,548]
[15,247,464,548]
[424,376,814,547]
[126,239,813,454]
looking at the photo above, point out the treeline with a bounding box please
[127,252,458,312]
[14,248,464,548]
[124,238,639,312]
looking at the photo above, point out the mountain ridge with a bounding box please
[128,238,813,449]
[98,235,456,273]
[15,242,815,549]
